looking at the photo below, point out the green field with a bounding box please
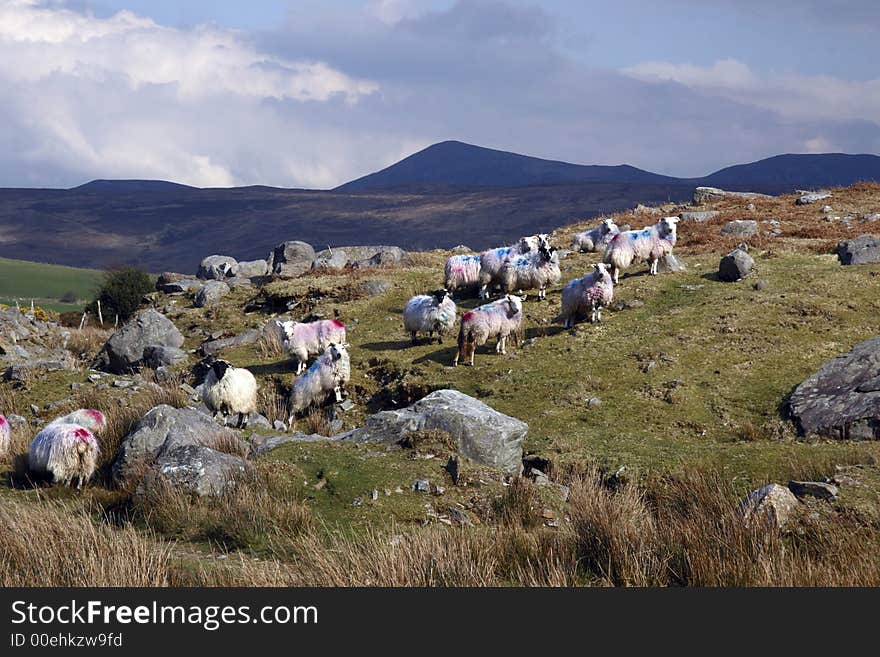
[0,257,103,312]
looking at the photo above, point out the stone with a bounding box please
[199,329,261,356]
[613,299,644,311]
[351,248,406,269]
[634,204,661,215]
[720,220,758,238]
[249,433,330,457]
[586,397,602,407]
[821,205,834,214]
[311,250,348,271]
[739,483,799,528]
[97,310,184,374]
[837,235,880,265]
[863,213,880,222]
[788,336,880,439]
[145,444,250,497]
[693,187,769,204]
[273,420,287,432]
[413,479,431,494]
[678,210,719,223]
[271,241,316,278]
[222,412,271,430]
[787,480,839,502]
[235,259,269,278]
[7,414,27,430]
[338,389,527,474]
[159,278,202,295]
[4,360,70,382]
[656,254,687,273]
[197,255,238,280]
[753,279,769,291]
[719,249,754,282]
[796,191,832,205]
[363,279,392,296]
[194,280,230,307]
[142,345,188,369]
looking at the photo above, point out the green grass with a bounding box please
[0,256,103,312]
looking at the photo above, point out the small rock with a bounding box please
[678,210,719,223]
[413,479,431,494]
[339,399,355,412]
[837,235,880,265]
[586,397,602,407]
[719,249,754,282]
[656,254,687,273]
[720,219,758,238]
[113,379,133,388]
[614,299,644,311]
[739,483,799,528]
[273,420,287,432]
[788,480,839,502]
[352,497,363,507]
[753,279,769,291]
[432,484,446,495]
[521,337,538,349]
[370,489,379,501]
[821,205,833,214]
[30,404,39,415]
[88,373,102,383]
[796,191,832,205]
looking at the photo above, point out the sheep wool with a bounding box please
[50,408,106,434]
[289,343,351,418]
[560,263,614,327]
[478,233,550,298]
[202,360,258,428]
[572,219,619,253]
[603,216,679,283]
[403,289,458,344]
[454,294,524,366]
[444,254,482,294]
[28,422,99,489]
[0,414,9,458]
[497,246,561,299]
[282,319,347,374]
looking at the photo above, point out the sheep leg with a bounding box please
[468,341,476,366]
[334,386,344,403]
[649,259,657,275]
[410,331,418,345]
[613,267,619,284]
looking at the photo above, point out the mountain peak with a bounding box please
[72,179,197,193]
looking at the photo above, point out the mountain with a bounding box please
[335,140,681,191]
[702,153,880,188]
[72,179,197,193]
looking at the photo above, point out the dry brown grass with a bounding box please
[65,326,111,361]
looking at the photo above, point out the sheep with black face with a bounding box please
[403,288,457,345]
[201,357,259,428]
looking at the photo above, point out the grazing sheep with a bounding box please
[603,216,679,284]
[453,294,524,367]
[444,254,482,295]
[0,414,9,458]
[478,233,551,299]
[496,245,561,300]
[201,358,259,428]
[572,219,619,253]
[560,263,615,328]
[28,423,99,489]
[281,319,347,374]
[403,289,457,344]
[288,343,351,419]
[50,409,106,434]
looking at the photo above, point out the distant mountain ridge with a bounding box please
[73,179,196,193]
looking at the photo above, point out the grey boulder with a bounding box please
[97,310,184,373]
[720,219,758,238]
[235,259,269,278]
[719,249,754,282]
[147,444,251,497]
[788,336,880,439]
[796,191,832,205]
[198,255,238,280]
[739,484,799,528]
[656,254,687,273]
[338,389,527,474]
[312,250,348,271]
[837,235,880,265]
[271,241,315,278]
[142,345,188,369]
[678,210,719,223]
[194,280,230,307]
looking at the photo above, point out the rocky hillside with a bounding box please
[1,182,880,586]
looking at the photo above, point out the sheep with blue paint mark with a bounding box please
[496,245,561,300]
[478,233,551,299]
[560,262,614,327]
[403,289,457,345]
[453,294,523,366]
[444,254,482,295]
[288,343,351,419]
[603,216,679,284]
[572,218,619,253]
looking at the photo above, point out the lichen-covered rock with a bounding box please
[96,310,184,373]
[197,255,238,280]
[235,259,269,278]
[719,249,754,282]
[656,254,687,273]
[678,210,719,223]
[194,280,230,307]
[837,235,880,265]
[271,241,315,278]
[720,220,758,238]
[739,483,799,528]
[142,345,188,369]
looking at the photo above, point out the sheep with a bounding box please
[201,358,259,428]
[403,289,457,344]
[288,343,350,419]
[50,408,106,434]
[560,263,614,328]
[0,414,9,457]
[495,245,561,300]
[28,423,99,489]
[603,216,679,284]
[280,319,347,374]
[453,294,524,367]
[444,254,482,295]
[572,218,619,253]
[478,233,551,299]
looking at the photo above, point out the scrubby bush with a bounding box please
[89,267,153,322]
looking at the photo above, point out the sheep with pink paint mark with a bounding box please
[28,423,100,489]
[444,254,482,295]
[478,234,551,298]
[572,219,619,253]
[0,414,10,458]
[603,216,679,283]
[50,409,107,434]
[560,263,614,327]
[279,318,347,374]
[453,294,524,366]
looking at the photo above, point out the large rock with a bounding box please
[194,280,230,307]
[96,310,184,373]
[112,404,245,482]
[199,329,262,356]
[679,210,719,223]
[837,235,880,265]
[197,255,238,280]
[271,241,315,278]
[148,444,250,497]
[311,250,348,271]
[142,345,188,369]
[315,245,407,266]
[788,336,880,439]
[718,249,754,282]
[796,191,832,205]
[739,484,799,528]
[351,247,407,268]
[720,219,758,238]
[338,389,527,474]
[693,187,769,204]
[236,259,269,278]
[157,277,202,295]
[656,254,687,273]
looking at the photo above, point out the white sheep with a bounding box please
[496,245,561,300]
[478,233,551,299]
[572,219,619,253]
[560,263,615,327]
[403,289,457,344]
[453,294,524,366]
[288,343,351,419]
[0,414,9,458]
[444,254,482,295]
[28,423,100,489]
[201,358,259,428]
[50,408,107,434]
[280,319,347,374]
[603,216,679,284]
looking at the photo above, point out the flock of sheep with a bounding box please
[0,213,680,490]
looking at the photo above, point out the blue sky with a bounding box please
[1,0,878,187]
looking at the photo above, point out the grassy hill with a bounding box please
[0,257,102,312]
